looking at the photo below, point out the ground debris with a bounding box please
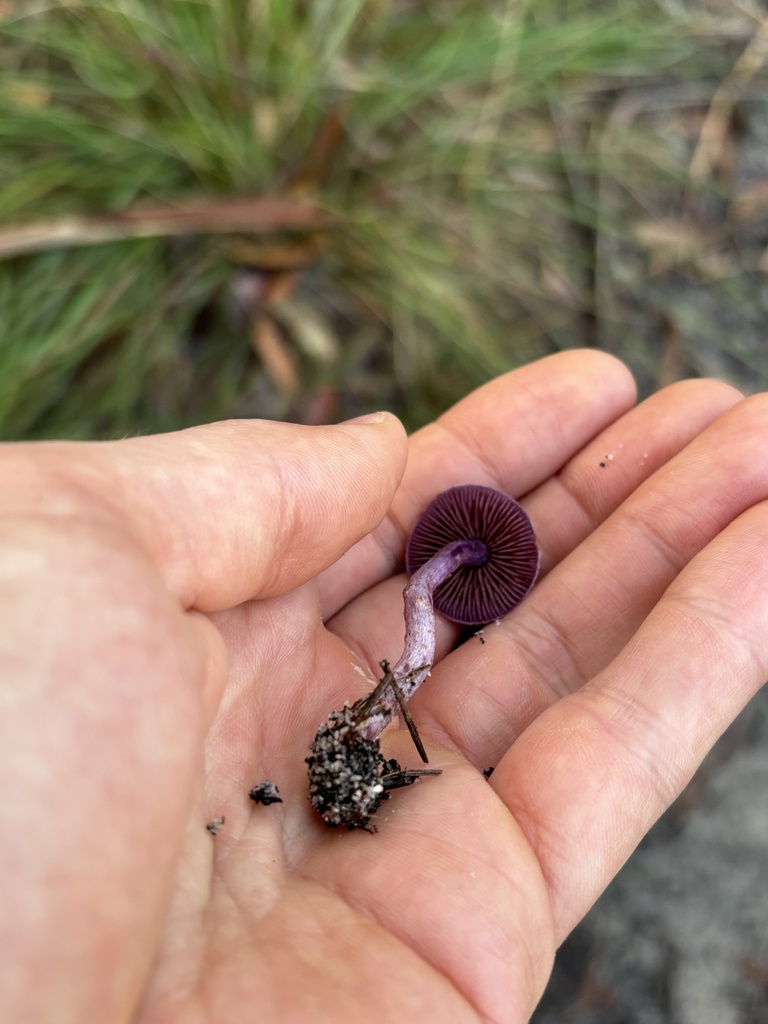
[249,780,283,806]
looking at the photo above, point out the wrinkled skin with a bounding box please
[2,351,768,1024]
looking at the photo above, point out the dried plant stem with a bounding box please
[0,197,333,257]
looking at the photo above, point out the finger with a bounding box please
[494,500,768,943]
[524,377,743,578]
[329,378,741,709]
[318,350,637,618]
[2,414,407,611]
[418,389,763,768]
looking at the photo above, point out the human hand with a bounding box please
[2,351,766,1024]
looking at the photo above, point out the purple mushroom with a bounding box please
[306,484,539,831]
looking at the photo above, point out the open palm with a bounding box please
[4,351,768,1024]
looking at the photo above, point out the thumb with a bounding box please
[29,413,408,611]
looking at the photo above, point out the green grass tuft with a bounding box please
[0,1,763,439]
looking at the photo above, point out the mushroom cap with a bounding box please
[405,484,539,625]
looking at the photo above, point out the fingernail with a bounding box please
[341,412,387,426]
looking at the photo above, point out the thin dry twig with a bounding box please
[689,16,768,182]
[0,196,334,257]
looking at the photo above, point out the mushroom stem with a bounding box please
[355,538,488,742]
[305,538,486,830]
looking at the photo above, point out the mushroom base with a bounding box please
[307,703,441,831]
[306,704,389,831]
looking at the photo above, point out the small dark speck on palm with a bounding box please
[249,780,283,805]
